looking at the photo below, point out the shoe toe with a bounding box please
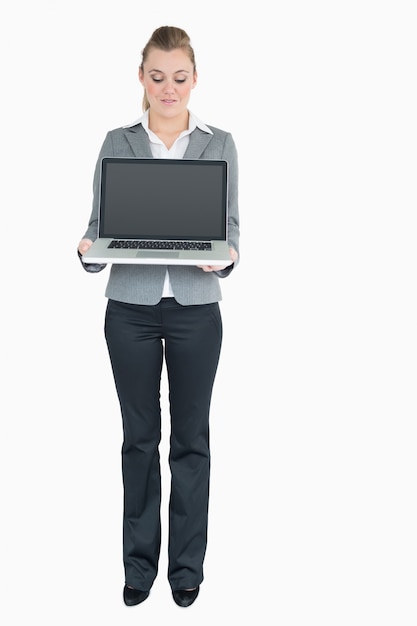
[172,586,200,607]
[123,585,149,606]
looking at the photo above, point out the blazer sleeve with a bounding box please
[216,131,240,277]
[82,131,116,242]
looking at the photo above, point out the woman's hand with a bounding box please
[197,247,237,273]
[77,237,106,273]
[78,238,93,255]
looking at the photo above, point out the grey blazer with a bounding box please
[82,123,240,305]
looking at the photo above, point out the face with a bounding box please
[139,47,197,119]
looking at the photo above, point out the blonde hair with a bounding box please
[140,26,196,112]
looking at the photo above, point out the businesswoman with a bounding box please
[77,25,240,608]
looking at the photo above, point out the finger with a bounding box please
[78,239,93,254]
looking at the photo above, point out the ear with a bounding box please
[138,66,144,86]
[192,70,198,89]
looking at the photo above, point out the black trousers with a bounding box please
[104,297,223,592]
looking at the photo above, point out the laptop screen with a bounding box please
[99,158,228,241]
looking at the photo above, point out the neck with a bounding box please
[148,109,189,134]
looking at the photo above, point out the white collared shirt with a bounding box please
[124,109,212,158]
[123,111,213,296]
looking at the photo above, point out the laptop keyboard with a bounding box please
[108,240,212,251]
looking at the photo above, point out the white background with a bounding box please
[1,1,416,624]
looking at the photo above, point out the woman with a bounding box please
[78,25,239,608]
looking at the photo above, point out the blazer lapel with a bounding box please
[184,128,213,158]
[122,124,213,159]
[123,125,154,157]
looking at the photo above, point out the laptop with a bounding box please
[82,157,231,266]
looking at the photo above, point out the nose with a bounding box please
[164,80,175,94]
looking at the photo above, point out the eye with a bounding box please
[175,79,186,83]
[151,77,163,83]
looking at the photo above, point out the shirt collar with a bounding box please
[122,110,213,135]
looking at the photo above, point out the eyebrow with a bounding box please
[148,69,190,74]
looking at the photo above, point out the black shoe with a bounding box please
[123,584,149,606]
[172,586,200,607]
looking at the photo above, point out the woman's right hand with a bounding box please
[78,238,93,255]
[77,237,106,273]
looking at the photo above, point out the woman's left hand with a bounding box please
[197,247,238,272]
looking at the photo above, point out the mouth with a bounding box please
[161,99,177,105]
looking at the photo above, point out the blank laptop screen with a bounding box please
[99,158,228,241]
